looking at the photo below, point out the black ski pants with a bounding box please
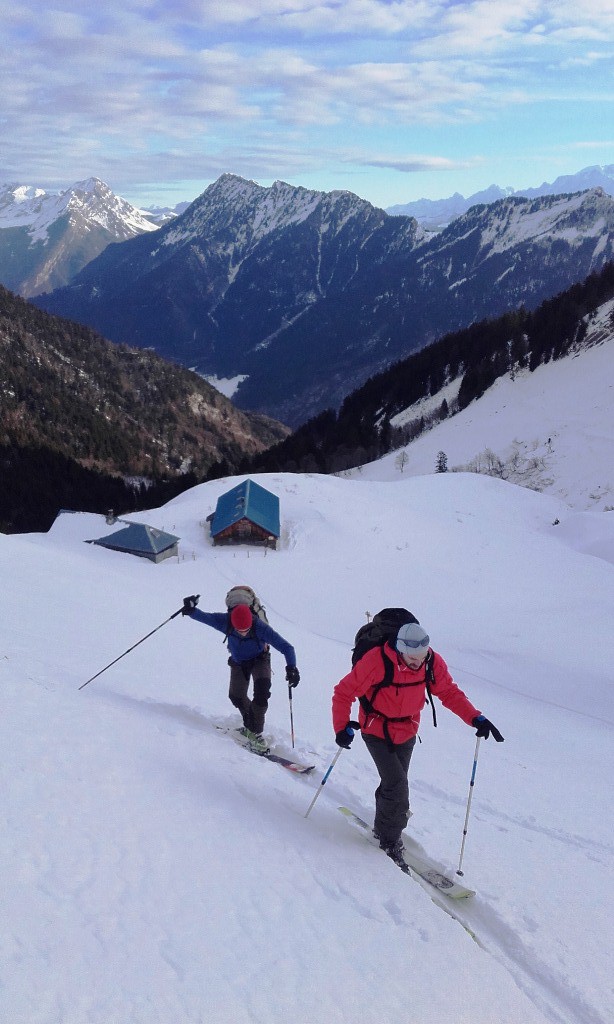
[362,732,416,846]
[228,651,272,734]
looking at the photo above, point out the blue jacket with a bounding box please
[189,610,297,667]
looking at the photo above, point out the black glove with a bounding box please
[286,665,300,688]
[335,720,361,749]
[472,715,504,742]
[182,595,199,615]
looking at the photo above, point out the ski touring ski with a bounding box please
[338,806,475,899]
[215,725,315,774]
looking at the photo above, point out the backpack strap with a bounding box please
[358,647,395,717]
[424,651,437,728]
[359,648,438,747]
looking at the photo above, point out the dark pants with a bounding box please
[362,732,417,845]
[228,651,272,734]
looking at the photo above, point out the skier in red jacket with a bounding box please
[332,621,503,867]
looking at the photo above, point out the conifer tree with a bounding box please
[436,451,448,473]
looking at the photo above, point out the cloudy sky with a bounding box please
[1,0,613,210]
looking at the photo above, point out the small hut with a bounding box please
[210,479,280,548]
[88,523,179,563]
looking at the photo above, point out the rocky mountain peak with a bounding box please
[161,173,388,260]
[68,176,110,196]
[0,178,161,297]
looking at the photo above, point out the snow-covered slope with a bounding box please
[414,188,614,295]
[353,305,614,513]
[1,467,613,1023]
[459,188,613,258]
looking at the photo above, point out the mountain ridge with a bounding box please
[35,177,614,426]
[0,177,160,297]
[387,163,614,229]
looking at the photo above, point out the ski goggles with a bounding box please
[397,633,430,651]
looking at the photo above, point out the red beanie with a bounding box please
[230,604,252,631]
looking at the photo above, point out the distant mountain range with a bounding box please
[0,178,162,297]
[236,259,614,486]
[36,174,614,426]
[4,164,614,301]
[387,164,614,230]
[139,201,191,223]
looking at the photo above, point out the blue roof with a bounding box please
[211,479,280,538]
[90,523,179,555]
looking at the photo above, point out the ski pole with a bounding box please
[304,722,359,818]
[288,684,295,748]
[456,736,481,875]
[304,747,344,818]
[78,595,199,691]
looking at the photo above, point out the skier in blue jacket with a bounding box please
[182,596,299,738]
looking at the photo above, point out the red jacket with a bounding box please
[332,642,480,745]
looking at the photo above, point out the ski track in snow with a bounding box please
[3,470,613,1023]
[316,769,611,1024]
[97,691,609,1024]
[412,778,612,861]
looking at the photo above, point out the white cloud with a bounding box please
[163,0,437,35]
[0,0,612,202]
[353,152,483,172]
[569,139,614,149]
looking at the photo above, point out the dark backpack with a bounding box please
[352,608,437,744]
[352,608,418,666]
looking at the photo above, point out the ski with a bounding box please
[259,751,315,774]
[215,725,315,774]
[338,806,475,899]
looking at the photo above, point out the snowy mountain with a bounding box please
[349,299,614,514]
[387,184,515,229]
[1,453,612,1021]
[139,200,191,225]
[521,163,614,200]
[36,177,614,426]
[35,173,423,418]
[387,163,614,230]
[0,177,160,297]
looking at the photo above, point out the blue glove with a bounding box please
[472,715,504,741]
[335,720,360,748]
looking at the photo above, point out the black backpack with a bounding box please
[352,608,437,744]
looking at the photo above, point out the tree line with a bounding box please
[214,260,614,478]
[3,260,612,529]
[0,442,197,534]
[0,283,283,532]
